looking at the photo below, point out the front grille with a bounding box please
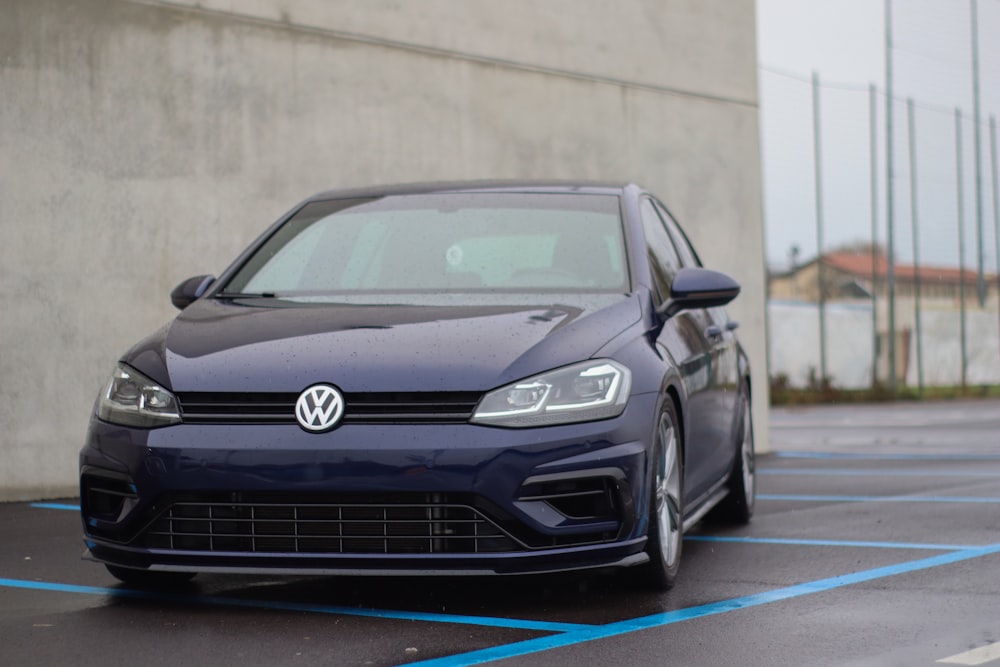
[177,392,481,425]
[138,496,523,554]
[343,392,481,424]
[178,393,293,424]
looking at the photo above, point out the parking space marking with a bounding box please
[25,469,1000,667]
[686,536,979,550]
[938,641,1000,665]
[405,542,1000,667]
[0,577,593,633]
[31,502,80,511]
[7,543,999,666]
[760,494,1000,504]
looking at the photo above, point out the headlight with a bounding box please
[96,363,181,428]
[471,360,631,428]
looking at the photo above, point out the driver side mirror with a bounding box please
[658,267,740,319]
[170,275,216,310]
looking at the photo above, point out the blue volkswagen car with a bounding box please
[80,181,754,590]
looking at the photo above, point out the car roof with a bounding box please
[307,180,639,201]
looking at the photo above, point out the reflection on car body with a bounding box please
[80,181,755,590]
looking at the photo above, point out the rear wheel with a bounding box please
[637,402,684,590]
[709,388,755,524]
[105,564,196,588]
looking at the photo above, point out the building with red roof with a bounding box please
[769,250,996,306]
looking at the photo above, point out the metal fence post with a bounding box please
[971,0,987,307]
[870,83,880,388]
[956,108,969,389]
[885,0,898,391]
[812,71,828,385]
[908,98,924,394]
[991,115,1000,354]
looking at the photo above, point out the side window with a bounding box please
[640,198,681,300]
[653,201,701,268]
[653,201,732,327]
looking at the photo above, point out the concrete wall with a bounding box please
[0,0,767,500]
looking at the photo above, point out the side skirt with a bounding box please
[682,484,730,533]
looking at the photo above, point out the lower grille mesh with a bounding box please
[139,498,523,554]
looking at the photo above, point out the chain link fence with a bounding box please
[763,69,1000,394]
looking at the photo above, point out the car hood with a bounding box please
[126,294,642,393]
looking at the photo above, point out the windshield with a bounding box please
[222,192,628,295]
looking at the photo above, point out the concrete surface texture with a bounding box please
[0,0,767,500]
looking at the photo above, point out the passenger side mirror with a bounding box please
[170,274,216,310]
[658,267,740,319]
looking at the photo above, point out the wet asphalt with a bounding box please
[2,399,999,666]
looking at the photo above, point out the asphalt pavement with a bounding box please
[2,399,999,666]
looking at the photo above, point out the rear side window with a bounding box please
[639,198,681,300]
[653,200,701,268]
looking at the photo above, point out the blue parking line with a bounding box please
[405,542,1000,667]
[759,494,1000,504]
[31,502,80,511]
[0,577,592,633]
[759,468,1000,477]
[23,490,1000,666]
[685,535,978,551]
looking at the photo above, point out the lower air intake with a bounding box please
[138,495,523,555]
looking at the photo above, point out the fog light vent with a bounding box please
[82,473,139,523]
[518,475,619,521]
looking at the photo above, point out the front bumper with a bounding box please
[80,395,656,576]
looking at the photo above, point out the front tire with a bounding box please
[637,402,684,590]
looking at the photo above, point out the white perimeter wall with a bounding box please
[0,0,767,500]
[769,301,1000,389]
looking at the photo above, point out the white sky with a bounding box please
[757,0,1000,270]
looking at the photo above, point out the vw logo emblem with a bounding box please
[295,384,345,432]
